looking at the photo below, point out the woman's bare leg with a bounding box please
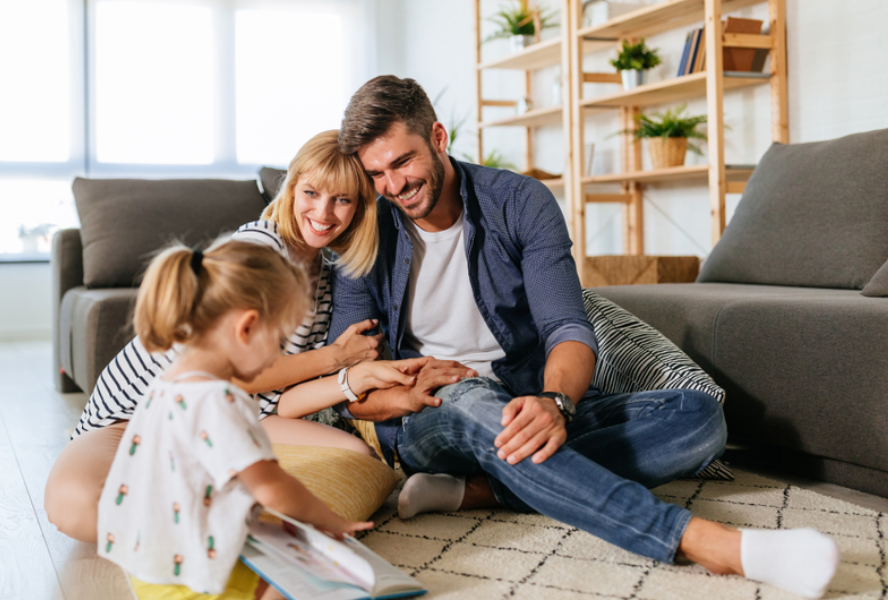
[260,415,376,458]
[44,421,128,543]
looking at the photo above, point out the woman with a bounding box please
[45,130,386,543]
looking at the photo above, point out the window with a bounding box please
[0,0,372,258]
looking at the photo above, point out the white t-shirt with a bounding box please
[96,375,276,594]
[402,211,505,380]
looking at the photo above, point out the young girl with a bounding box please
[97,239,423,598]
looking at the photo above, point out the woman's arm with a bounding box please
[233,319,384,394]
[276,357,430,418]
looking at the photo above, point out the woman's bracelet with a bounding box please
[337,367,366,402]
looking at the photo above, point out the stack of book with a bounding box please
[676,17,768,77]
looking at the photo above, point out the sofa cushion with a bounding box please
[73,178,268,288]
[60,286,139,394]
[698,128,888,289]
[861,258,888,297]
[258,167,287,203]
[713,290,888,474]
[583,289,732,480]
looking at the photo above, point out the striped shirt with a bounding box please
[72,220,333,438]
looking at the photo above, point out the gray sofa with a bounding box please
[52,174,283,395]
[593,127,888,497]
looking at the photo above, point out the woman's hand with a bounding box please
[348,357,432,395]
[330,319,384,369]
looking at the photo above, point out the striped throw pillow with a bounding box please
[583,289,734,481]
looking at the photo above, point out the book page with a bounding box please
[248,522,368,589]
[345,538,425,597]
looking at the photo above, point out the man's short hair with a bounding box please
[338,76,438,155]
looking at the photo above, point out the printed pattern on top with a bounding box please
[96,378,276,595]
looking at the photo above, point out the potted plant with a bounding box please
[485,1,557,53]
[616,104,707,169]
[609,38,661,90]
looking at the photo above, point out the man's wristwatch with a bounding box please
[538,391,576,423]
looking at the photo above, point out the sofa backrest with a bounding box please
[698,127,888,289]
[73,177,269,288]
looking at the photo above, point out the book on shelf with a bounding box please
[676,30,693,77]
[677,18,767,76]
[240,510,426,600]
[685,28,703,76]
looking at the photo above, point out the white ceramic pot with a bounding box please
[620,69,645,90]
[510,34,534,53]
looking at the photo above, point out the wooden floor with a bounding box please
[0,341,131,600]
[3,340,888,600]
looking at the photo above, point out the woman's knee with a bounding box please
[681,389,728,460]
[45,422,126,542]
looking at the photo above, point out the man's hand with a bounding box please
[330,319,384,368]
[494,396,567,465]
[399,359,478,414]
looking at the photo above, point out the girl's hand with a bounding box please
[285,514,374,541]
[350,357,432,395]
[330,319,384,368]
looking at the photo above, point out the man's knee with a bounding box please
[679,389,728,463]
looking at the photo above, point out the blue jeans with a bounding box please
[395,378,727,563]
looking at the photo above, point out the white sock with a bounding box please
[740,528,839,599]
[398,473,466,520]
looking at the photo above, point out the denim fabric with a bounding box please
[395,378,727,563]
[330,159,598,462]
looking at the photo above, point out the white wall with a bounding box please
[390,0,888,257]
[0,264,51,340]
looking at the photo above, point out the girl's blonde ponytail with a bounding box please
[135,246,201,353]
[134,239,308,354]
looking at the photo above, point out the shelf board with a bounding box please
[479,105,563,129]
[477,37,562,71]
[539,177,564,190]
[580,71,770,110]
[576,0,763,43]
[581,164,754,185]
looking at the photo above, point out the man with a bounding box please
[329,75,838,598]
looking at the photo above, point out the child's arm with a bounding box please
[238,459,373,539]
[276,357,431,419]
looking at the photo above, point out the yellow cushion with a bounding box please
[130,559,259,600]
[263,445,400,524]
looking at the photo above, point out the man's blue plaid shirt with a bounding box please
[330,159,598,464]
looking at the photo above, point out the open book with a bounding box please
[240,509,426,600]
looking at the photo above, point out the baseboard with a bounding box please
[0,330,52,342]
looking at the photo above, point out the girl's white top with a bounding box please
[96,377,275,594]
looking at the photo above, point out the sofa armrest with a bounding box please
[52,229,84,392]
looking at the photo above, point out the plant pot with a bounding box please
[620,69,645,90]
[647,137,688,169]
[509,34,534,53]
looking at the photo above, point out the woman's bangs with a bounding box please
[303,158,364,202]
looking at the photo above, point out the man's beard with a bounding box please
[390,152,446,221]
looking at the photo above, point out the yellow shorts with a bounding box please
[130,559,260,600]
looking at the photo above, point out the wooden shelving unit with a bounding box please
[472,0,572,191]
[471,0,787,282]
[567,0,788,268]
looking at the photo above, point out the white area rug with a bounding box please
[357,469,887,599]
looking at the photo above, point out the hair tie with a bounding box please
[190,250,204,275]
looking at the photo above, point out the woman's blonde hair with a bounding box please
[261,130,378,277]
[134,239,309,353]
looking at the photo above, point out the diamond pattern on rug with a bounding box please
[356,468,888,599]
